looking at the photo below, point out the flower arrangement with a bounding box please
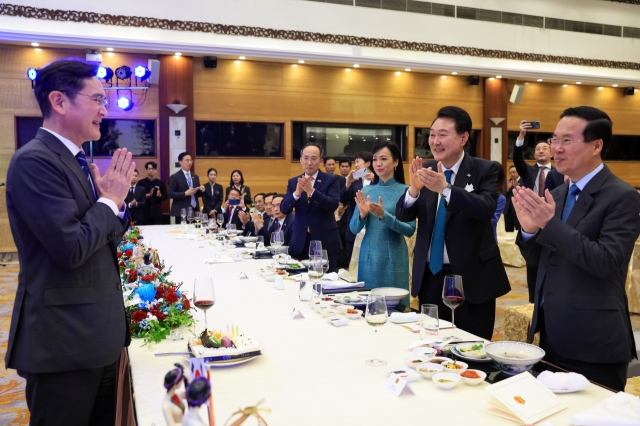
[119,224,194,344]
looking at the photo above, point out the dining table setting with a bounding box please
[126,224,636,426]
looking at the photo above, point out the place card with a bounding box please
[238,272,249,279]
[385,374,415,397]
[287,307,305,320]
[205,257,235,264]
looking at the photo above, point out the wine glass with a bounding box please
[308,255,324,298]
[321,250,329,275]
[442,274,465,339]
[187,207,194,225]
[271,231,284,248]
[193,277,216,332]
[309,240,322,258]
[217,214,224,228]
[207,218,216,236]
[180,208,187,225]
[194,211,202,226]
[364,295,388,366]
[227,224,237,239]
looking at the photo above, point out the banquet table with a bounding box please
[129,225,615,426]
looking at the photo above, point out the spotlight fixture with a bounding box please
[106,47,114,51]
[496,75,502,79]
[239,56,246,60]
[292,64,298,68]
[174,52,182,56]
[353,64,360,68]
[598,87,604,90]
[405,68,411,72]
[117,96,133,111]
[345,68,351,72]
[563,84,568,88]
[395,72,401,76]
[115,65,132,80]
[537,79,543,82]
[26,67,38,81]
[235,60,241,65]
[96,66,114,81]
[451,72,458,75]
[576,82,581,85]
[298,60,305,64]
[612,84,619,87]
[31,42,39,47]
[489,77,495,81]
[134,65,151,81]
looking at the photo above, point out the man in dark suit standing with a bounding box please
[168,152,204,223]
[324,157,346,194]
[125,169,147,224]
[514,106,639,391]
[138,161,167,225]
[5,59,134,425]
[503,165,521,232]
[281,143,342,272]
[514,123,564,302]
[396,106,510,340]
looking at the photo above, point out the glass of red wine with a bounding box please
[442,274,464,339]
[193,277,216,332]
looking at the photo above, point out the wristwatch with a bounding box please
[442,183,452,198]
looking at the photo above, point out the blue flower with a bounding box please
[175,304,182,311]
[176,290,182,298]
[140,319,147,328]
[163,307,170,313]
[138,302,146,310]
[134,284,156,303]
[122,243,135,251]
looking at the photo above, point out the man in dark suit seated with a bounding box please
[281,143,342,272]
[138,161,167,225]
[396,106,511,340]
[514,106,640,392]
[5,59,134,425]
[125,169,147,225]
[249,194,294,245]
[253,193,268,218]
[514,124,564,303]
[220,187,250,231]
[168,152,204,224]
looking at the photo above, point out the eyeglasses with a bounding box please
[75,92,109,108]
[548,138,586,148]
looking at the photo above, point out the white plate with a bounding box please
[450,347,492,363]
[207,355,259,367]
[549,388,582,394]
[453,343,488,359]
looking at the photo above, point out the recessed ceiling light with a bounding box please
[489,77,495,81]
[292,64,298,68]
[598,87,604,90]
[106,47,114,52]
[34,48,42,52]
[451,72,458,75]
[107,52,114,57]
[239,56,246,60]
[353,64,359,68]
[576,82,581,85]
[405,68,411,72]
[612,84,619,87]
[235,60,241,64]
[298,60,305,64]
[496,75,502,79]
[537,79,543,82]
[563,84,568,88]
[345,68,351,72]
[174,52,182,56]
[396,72,401,76]
[31,42,39,47]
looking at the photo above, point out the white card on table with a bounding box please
[385,374,415,397]
[288,307,305,319]
[237,272,249,279]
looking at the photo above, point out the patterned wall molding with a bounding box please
[1,3,639,71]
[603,0,640,5]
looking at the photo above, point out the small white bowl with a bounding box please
[405,354,431,369]
[321,308,339,317]
[242,254,253,259]
[264,275,275,282]
[432,372,461,390]
[344,309,362,320]
[442,360,468,374]
[460,369,487,386]
[412,347,437,357]
[415,362,444,379]
[426,357,452,366]
[484,341,546,376]
[336,304,354,314]
[244,242,257,248]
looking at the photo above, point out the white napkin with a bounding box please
[322,281,365,290]
[323,272,338,281]
[389,312,417,323]
[338,269,355,283]
[567,392,640,426]
[537,371,591,392]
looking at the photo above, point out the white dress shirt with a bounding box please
[292,170,319,200]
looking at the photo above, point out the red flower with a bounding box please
[155,287,164,299]
[132,311,147,322]
[124,249,133,257]
[142,274,155,282]
[165,290,179,304]
[128,270,138,283]
[131,238,137,244]
[183,298,191,310]
[119,261,125,267]
[117,252,122,258]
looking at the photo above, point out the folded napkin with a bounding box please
[323,272,338,281]
[537,371,590,392]
[167,228,182,234]
[567,392,640,426]
[322,281,365,290]
[389,312,417,323]
[338,269,355,283]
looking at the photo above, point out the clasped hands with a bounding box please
[512,187,556,233]
[294,176,314,198]
[91,148,135,209]
[407,157,449,197]
[355,190,384,219]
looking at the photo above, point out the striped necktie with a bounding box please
[75,151,96,199]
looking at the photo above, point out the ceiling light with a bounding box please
[238,56,245,60]
[405,68,411,72]
[489,77,495,81]
[345,68,351,72]
[117,96,133,111]
[451,72,458,75]
[537,79,543,82]
[26,68,38,81]
[563,84,568,88]
[298,60,305,64]
[106,47,114,52]
[576,82,581,85]
[598,87,604,90]
[34,48,41,52]
[525,82,530,85]
[134,65,151,81]
[292,64,298,68]
[612,84,619,87]
[174,52,182,57]
[496,75,502,79]
[353,64,359,68]
[107,52,114,57]
[395,72,401,76]
[31,42,39,47]
[96,66,114,81]
[441,75,446,79]
[235,60,241,64]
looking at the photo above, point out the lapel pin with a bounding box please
[467,174,471,177]
[317,179,322,183]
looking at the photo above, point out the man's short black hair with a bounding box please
[228,187,242,197]
[264,192,277,201]
[300,143,323,157]
[339,159,352,167]
[254,193,265,201]
[508,165,516,170]
[133,169,139,174]
[145,161,158,170]
[354,151,373,165]
[324,157,336,163]
[33,59,98,119]
[560,106,612,157]
[178,152,192,161]
[432,106,472,136]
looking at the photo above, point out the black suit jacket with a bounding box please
[138,177,167,219]
[513,144,562,193]
[225,185,252,206]
[544,169,565,192]
[250,213,295,245]
[340,179,364,242]
[518,166,639,363]
[202,183,223,216]
[222,205,249,230]
[168,170,202,216]
[503,178,522,217]
[395,153,511,303]
[5,129,129,373]
[281,171,342,256]
[125,185,147,224]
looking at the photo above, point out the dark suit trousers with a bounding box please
[504,210,520,232]
[537,307,627,392]
[526,264,537,304]
[299,232,338,273]
[418,264,496,341]
[146,215,164,225]
[19,360,117,426]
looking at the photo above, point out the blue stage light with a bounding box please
[134,65,151,81]
[96,66,114,81]
[27,68,38,81]
[115,65,132,80]
[117,96,133,111]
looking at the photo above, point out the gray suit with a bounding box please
[5,129,129,374]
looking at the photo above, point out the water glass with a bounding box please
[420,304,439,340]
[299,279,313,302]
[256,236,265,250]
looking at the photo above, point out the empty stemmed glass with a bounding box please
[180,208,187,225]
[308,255,324,298]
[227,224,237,239]
[364,295,388,366]
[207,218,216,236]
[309,240,322,258]
[442,274,465,339]
[187,207,194,226]
[193,277,216,332]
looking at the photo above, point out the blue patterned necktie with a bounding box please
[561,184,581,222]
[75,151,96,199]
[429,170,453,275]
[185,173,196,208]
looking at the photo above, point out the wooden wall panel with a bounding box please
[483,77,508,161]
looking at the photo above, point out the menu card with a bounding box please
[484,372,567,424]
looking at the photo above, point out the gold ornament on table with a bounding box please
[224,399,271,426]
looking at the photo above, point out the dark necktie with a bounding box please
[538,166,547,197]
[75,151,96,200]
[185,173,196,208]
[429,170,453,275]
[561,184,581,222]
[276,221,281,231]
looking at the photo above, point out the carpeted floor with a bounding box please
[0,263,638,424]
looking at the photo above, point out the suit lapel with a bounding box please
[446,153,474,222]
[564,166,610,228]
[553,183,568,219]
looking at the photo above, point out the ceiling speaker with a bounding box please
[204,56,218,69]
[467,76,480,86]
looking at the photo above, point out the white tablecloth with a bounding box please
[130,226,614,426]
